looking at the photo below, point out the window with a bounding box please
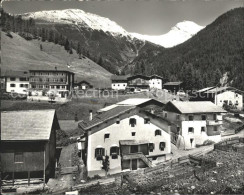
[57,86,60,89]
[104,133,110,139]
[116,118,120,124]
[131,132,136,136]
[214,126,218,131]
[213,114,217,120]
[113,84,115,86]
[62,86,66,89]
[95,148,105,160]
[20,84,24,87]
[176,114,180,120]
[51,86,54,89]
[155,129,162,136]
[149,143,155,152]
[24,84,29,88]
[129,118,136,127]
[144,118,150,124]
[10,77,16,81]
[201,127,205,132]
[177,126,180,133]
[164,112,167,118]
[152,156,158,160]
[20,78,27,81]
[201,115,206,120]
[60,78,64,82]
[46,78,49,82]
[14,152,24,163]
[188,127,194,133]
[110,146,119,159]
[118,84,120,86]
[235,101,239,106]
[39,78,42,82]
[159,142,166,151]
[188,115,194,121]
[10,84,15,87]
[236,93,239,97]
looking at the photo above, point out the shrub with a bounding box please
[203,140,215,146]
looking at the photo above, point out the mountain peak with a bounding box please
[131,21,205,48]
[22,9,130,37]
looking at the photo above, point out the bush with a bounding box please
[203,140,215,146]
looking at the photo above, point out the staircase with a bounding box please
[122,152,152,168]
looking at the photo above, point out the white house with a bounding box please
[162,101,227,150]
[79,102,171,177]
[149,75,163,90]
[1,70,29,94]
[111,75,128,90]
[193,87,243,110]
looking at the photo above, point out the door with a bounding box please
[132,159,137,170]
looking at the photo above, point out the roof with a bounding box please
[1,70,29,78]
[98,98,154,112]
[1,110,57,141]
[166,101,227,114]
[75,80,92,85]
[127,75,150,80]
[163,82,183,86]
[150,74,163,79]
[204,87,244,94]
[79,106,136,130]
[29,66,74,74]
[197,87,215,93]
[111,75,128,81]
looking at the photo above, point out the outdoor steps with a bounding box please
[122,152,152,167]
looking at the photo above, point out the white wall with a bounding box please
[6,77,29,94]
[215,91,243,110]
[87,114,171,177]
[149,78,162,89]
[111,82,127,90]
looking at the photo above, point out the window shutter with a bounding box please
[102,148,105,156]
[95,148,98,158]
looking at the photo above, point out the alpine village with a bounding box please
[1,5,244,195]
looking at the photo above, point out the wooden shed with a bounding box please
[0,109,60,186]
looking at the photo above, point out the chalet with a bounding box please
[149,75,163,90]
[28,67,75,102]
[111,75,128,90]
[163,82,183,93]
[191,87,243,110]
[79,99,171,177]
[74,80,93,90]
[0,110,59,186]
[1,70,29,94]
[127,75,150,92]
[162,101,227,150]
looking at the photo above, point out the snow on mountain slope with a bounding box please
[22,9,130,37]
[131,21,205,48]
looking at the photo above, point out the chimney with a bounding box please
[89,110,93,121]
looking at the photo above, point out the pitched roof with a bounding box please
[166,101,227,114]
[127,75,150,80]
[29,66,74,73]
[1,110,57,141]
[1,70,29,78]
[204,87,244,94]
[111,75,128,81]
[163,82,183,86]
[97,98,157,112]
[197,87,215,93]
[79,106,136,130]
[150,74,163,79]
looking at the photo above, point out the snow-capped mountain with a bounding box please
[22,9,130,37]
[131,21,205,48]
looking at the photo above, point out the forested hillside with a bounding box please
[130,7,244,90]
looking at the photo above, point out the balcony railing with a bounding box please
[206,120,223,126]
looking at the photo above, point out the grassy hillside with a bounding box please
[1,31,112,88]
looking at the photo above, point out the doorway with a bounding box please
[132,159,137,170]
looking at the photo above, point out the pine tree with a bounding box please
[77,42,82,58]
[40,43,43,51]
[64,38,70,51]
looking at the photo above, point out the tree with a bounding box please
[48,29,54,42]
[77,42,82,58]
[64,38,70,51]
[40,43,43,51]
[102,155,110,177]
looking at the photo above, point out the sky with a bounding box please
[2,0,244,35]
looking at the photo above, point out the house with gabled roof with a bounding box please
[0,110,60,186]
[161,101,227,150]
[111,75,128,90]
[163,81,183,93]
[191,86,243,110]
[79,100,171,177]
